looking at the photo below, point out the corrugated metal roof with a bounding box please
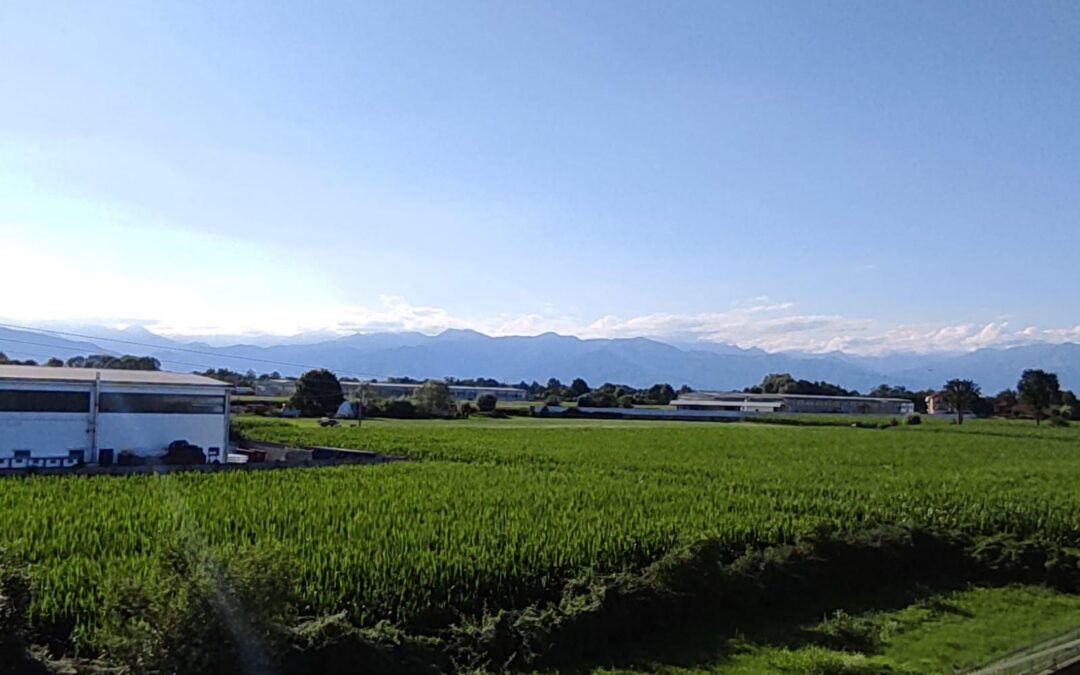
[0,365,229,387]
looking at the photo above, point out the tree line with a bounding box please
[9,353,1071,426]
[0,352,162,370]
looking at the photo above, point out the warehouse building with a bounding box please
[342,381,528,402]
[674,391,914,415]
[0,365,230,469]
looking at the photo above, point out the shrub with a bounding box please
[1048,416,1070,428]
[383,399,419,419]
[617,395,635,408]
[476,394,498,413]
[459,402,475,418]
[544,395,561,406]
[905,414,921,425]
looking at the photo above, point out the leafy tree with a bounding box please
[569,378,590,397]
[993,389,1019,416]
[677,384,693,396]
[543,394,561,406]
[942,379,981,425]
[0,352,36,366]
[475,393,498,412]
[758,373,796,394]
[747,373,853,397]
[66,354,161,371]
[617,394,635,408]
[288,369,344,417]
[869,384,930,412]
[579,390,617,408]
[195,368,253,387]
[45,357,64,367]
[1061,391,1079,420]
[414,380,454,416]
[644,383,676,405]
[1018,369,1061,425]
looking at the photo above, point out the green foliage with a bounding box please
[1018,369,1062,425]
[639,383,675,405]
[289,369,344,417]
[8,418,1080,666]
[942,379,981,425]
[568,378,590,397]
[413,380,454,416]
[748,373,854,396]
[905,414,922,425]
[65,354,161,370]
[475,393,497,413]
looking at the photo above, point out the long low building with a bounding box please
[0,365,230,468]
[674,391,915,415]
[255,378,527,402]
[343,381,528,402]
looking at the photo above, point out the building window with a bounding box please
[98,393,225,415]
[0,390,90,413]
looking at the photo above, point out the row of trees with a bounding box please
[744,373,853,397]
[287,369,463,418]
[0,352,162,370]
[939,369,1075,425]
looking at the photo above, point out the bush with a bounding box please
[1048,416,1070,428]
[544,395,561,407]
[617,395,635,408]
[476,394,498,413]
[102,546,297,675]
[383,399,420,419]
[459,402,475,418]
[905,414,922,425]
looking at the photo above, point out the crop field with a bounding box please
[3,417,1080,668]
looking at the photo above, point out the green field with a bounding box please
[3,416,1080,672]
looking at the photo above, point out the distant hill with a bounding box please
[1,325,1077,393]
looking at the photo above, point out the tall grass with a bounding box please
[2,418,1079,651]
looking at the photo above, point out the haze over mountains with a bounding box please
[1,324,1078,393]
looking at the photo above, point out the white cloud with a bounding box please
[132,302,1080,356]
[0,225,1076,356]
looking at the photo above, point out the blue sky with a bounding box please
[1,1,1078,353]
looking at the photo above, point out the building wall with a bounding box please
[0,380,229,463]
[675,393,914,416]
[782,397,913,415]
[96,413,227,456]
[0,413,90,457]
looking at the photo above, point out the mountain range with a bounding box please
[1,324,1078,393]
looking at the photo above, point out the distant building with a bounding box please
[253,379,296,397]
[674,391,915,415]
[343,381,527,402]
[0,365,230,469]
[925,391,947,416]
[254,378,527,402]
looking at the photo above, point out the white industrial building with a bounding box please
[0,365,230,469]
[673,392,915,415]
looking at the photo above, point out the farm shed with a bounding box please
[0,365,230,469]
